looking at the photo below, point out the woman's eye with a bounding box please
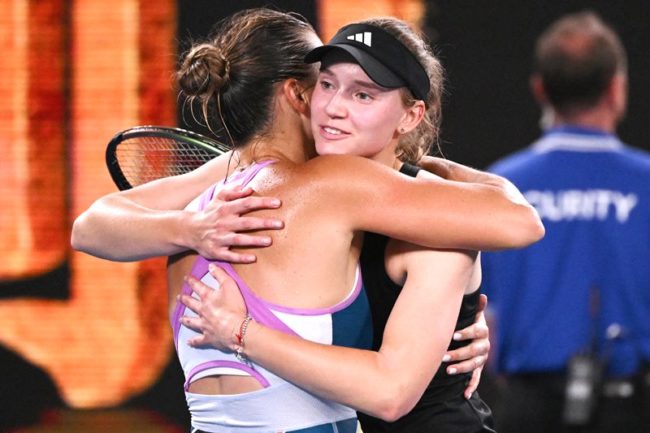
[319,80,333,90]
[356,92,372,101]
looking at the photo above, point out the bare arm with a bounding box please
[72,153,542,262]
[305,155,544,251]
[182,247,475,421]
[71,152,283,262]
[419,155,532,208]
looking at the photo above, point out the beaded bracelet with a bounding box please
[235,315,253,363]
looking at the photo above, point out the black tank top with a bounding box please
[358,163,481,430]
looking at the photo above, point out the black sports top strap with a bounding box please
[399,162,421,177]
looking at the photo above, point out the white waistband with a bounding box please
[187,381,356,433]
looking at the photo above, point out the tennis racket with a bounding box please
[106,126,229,190]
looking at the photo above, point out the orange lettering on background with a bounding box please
[318,0,425,41]
[0,0,425,409]
[0,0,67,279]
[0,0,176,408]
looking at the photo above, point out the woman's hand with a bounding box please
[443,294,491,399]
[179,264,248,351]
[188,185,284,262]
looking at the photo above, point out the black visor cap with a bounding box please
[305,23,430,101]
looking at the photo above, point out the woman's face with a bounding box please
[310,61,408,164]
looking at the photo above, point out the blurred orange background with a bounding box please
[0,0,424,428]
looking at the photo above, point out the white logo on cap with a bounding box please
[347,32,372,47]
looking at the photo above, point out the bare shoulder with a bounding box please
[292,155,411,196]
[245,156,374,195]
[241,156,386,224]
[301,154,394,177]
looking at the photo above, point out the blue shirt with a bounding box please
[482,127,650,377]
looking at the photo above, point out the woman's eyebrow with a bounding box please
[319,67,389,92]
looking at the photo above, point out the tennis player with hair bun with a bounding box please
[179,14,508,433]
[72,8,542,433]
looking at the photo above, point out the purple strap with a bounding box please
[173,160,293,345]
[184,360,270,391]
[203,160,276,204]
[182,258,300,338]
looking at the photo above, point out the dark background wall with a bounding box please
[3,0,649,431]
[429,0,650,168]
[178,0,650,170]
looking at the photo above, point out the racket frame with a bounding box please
[105,125,228,190]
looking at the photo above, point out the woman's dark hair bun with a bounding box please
[177,43,230,98]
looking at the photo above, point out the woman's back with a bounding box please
[229,159,363,308]
[169,159,363,304]
[167,158,368,397]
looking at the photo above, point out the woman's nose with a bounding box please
[324,92,347,118]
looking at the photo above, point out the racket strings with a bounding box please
[116,137,215,186]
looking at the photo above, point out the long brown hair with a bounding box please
[177,8,317,148]
[358,17,444,164]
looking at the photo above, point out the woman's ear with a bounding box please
[283,79,310,115]
[398,100,425,134]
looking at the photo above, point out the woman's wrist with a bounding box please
[233,314,254,361]
[175,210,199,251]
